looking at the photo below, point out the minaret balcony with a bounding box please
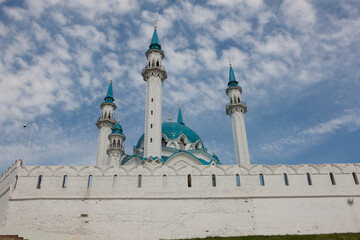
[141,66,167,82]
[225,101,247,115]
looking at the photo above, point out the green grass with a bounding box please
[181,233,360,240]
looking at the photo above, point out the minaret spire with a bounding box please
[177,101,184,125]
[142,24,167,159]
[225,63,250,165]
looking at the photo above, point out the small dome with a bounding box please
[112,123,123,134]
[135,122,201,149]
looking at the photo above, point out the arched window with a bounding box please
[235,174,240,187]
[238,97,240,103]
[117,140,120,147]
[113,175,118,188]
[37,175,43,189]
[151,98,153,102]
[150,124,153,128]
[156,61,159,67]
[150,138,152,143]
[104,113,107,119]
[148,61,150,67]
[187,174,192,187]
[151,110,153,115]
[230,98,233,104]
[259,174,265,186]
[352,172,359,185]
[329,172,336,185]
[87,175,93,188]
[306,172,312,185]
[283,173,289,186]
[212,174,216,187]
[179,139,185,151]
[138,175,142,188]
[108,114,111,119]
[152,60,155,67]
[62,175,68,188]
[14,175,18,189]
[113,140,116,147]
[234,97,236,103]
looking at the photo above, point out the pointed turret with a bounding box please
[228,59,239,87]
[149,23,161,50]
[177,102,184,125]
[107,116,126,166]
[104,78,114,103]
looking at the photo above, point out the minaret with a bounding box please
[96,78,116,165]
[141,23,167,159]
[225,60,250,165]
[107,117,126,165]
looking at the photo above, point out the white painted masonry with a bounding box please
[96,102,116,165]
[142,49,167,158]
[226,86,250,165]
[0,160,359,240]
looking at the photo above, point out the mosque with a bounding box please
[0,25,359,240]
[95,24,250,168]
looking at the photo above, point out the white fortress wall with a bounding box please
[0,162,359,239]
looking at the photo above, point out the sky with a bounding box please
[0,0,360,173]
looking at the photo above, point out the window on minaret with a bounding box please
[306,173,312,185]
[88,175,93,188]
[117,140,120,147]
[156,61,159,67]
[238,97,240,103]
[230,98,233,104]
[151,98,153,102]
[151,110,153,115]
[150,138,152,143]
[236,174,240,187]
[150,124,153,128]
[162,138,166,147]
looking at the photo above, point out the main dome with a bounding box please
[136,122,201,149]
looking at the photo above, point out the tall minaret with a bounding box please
[107,117,126,165]
[96,78,116,165]
[141,23,167,159]
[225,60,250,165]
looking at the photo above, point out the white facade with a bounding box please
[0,160,359,240]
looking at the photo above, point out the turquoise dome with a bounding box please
[136,122,201,148]
[112,122,123,134]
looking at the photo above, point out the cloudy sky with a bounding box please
[0,0,359,173]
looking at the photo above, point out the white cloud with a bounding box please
[281,0,316,32]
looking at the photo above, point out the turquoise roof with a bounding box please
[111,122,123,134]
[177,107,184,125]
[227,66,239,87]
[104,81,114,103]
[135,122,201,149]
[149,28,161,50]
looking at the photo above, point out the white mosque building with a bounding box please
[95,25,249,167]
[0,26,359,240]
